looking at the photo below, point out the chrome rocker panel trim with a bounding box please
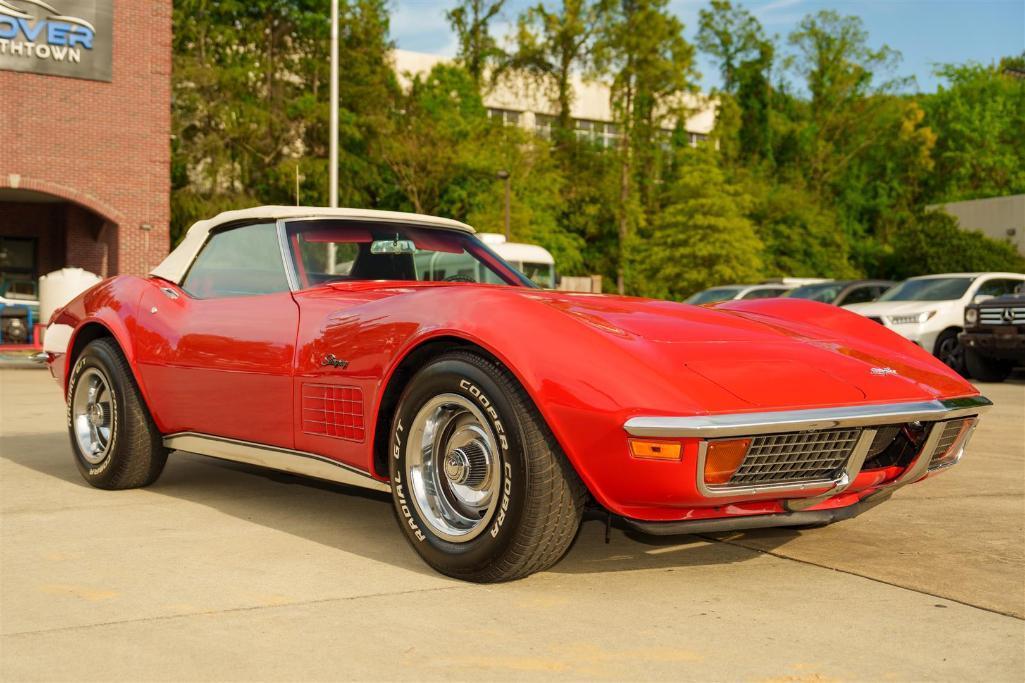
[623,396,992,438]
[163,432,391,493]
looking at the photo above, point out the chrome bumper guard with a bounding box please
[623,396,992,512]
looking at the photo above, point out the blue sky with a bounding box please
[390,0,1025,93]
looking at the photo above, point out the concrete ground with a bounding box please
[1,367,1022,681]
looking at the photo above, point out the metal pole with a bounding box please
[497,170,511,240]
[327,0,339,272]
[504,176,511,240]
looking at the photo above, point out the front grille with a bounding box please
[928,419,966,468]
[720,428,862,488]
[979,306,1025,325]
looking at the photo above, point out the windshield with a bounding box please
[285,221,534,289]
[687,287,743,305]
[878,277,973,302]
[788,282,845,303]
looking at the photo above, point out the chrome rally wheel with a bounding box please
[405,394,500,542]
[389,350,587,583]
[67,338,167,489]
[71,367,114,464]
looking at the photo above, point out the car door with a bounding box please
[836,285,879,306]
[134,222,299,449]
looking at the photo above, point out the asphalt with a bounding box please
[1,367,1022,681]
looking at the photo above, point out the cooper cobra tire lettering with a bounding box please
[459,379,509,450]
[491,460,513,538]
[390,351,585,582]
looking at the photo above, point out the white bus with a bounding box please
[413,233,556,288]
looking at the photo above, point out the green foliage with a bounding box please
[511,0,607,142]
[595,0,696,293]
[696,0,764,94]
[634,147,763,300]
[447,0,507,87]
[746,180,856,279]
[883,212,1025,280]
[922,61,1025,202]
[171,0,396,244]
[170,1,1024,296]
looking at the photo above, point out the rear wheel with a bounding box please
[965,349,1014,383]
[389,351,586,582]
[935,329,968,378]
[67,338,167,489]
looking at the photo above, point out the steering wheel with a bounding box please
[443,275,477,283]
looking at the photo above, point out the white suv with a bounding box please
[843,272,1025,376]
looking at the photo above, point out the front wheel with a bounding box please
[67,338,168,489]
[935,329,969,378]
[965,349,1014,383]
[389,351,586,582]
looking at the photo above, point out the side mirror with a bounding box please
[972,294,994,304]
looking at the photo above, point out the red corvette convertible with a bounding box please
[44,207,991,581]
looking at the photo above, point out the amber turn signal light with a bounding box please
[704,438,751,484]
[629,439,682,461]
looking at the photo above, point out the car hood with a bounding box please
[843,300,950,316]
[313,283,973,413]
[523,290,970,409]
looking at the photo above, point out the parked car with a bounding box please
[45,207,991,582]
[788,280,894,306]
[844,272,1025,376]
[685,283,791,304]
[960,287,1025,382]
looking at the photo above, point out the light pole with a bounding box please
[496,169,511,240]
[327,0,339,272]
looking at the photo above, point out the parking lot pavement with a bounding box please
[1,368,1023,681]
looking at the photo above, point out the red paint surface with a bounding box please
[49,275,981,522]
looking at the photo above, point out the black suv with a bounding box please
[960,291,1025,382]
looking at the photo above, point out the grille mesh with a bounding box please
[302,384,365,442]
[979,306,1025,325]
[721,428,862,487]
[928,419,965,467]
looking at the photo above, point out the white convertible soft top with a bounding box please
[150,206,476,284]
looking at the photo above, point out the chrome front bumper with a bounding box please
[623,396,993,438]
[623,396,992,510]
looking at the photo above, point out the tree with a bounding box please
[747,179,857,279]
[786,11,911,195]
[447,0,507,89]
[634,147,763,300]
[512,0,609,144]
[171,0,395,243]
[922,60,1025,203]
[696,0,765,94]
[596,0,696,294]
[379,64,488,215]
[883,212,1025,279]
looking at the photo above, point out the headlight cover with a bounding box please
[889,311,937,325]
[965,308,979,325]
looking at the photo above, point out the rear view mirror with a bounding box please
[371,238,416,255]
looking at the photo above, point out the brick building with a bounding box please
[0,0,171,295]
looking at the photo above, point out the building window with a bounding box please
[534,113,556,139]
[488,108,521,127]
[573,119,621,148]
[688,132,709,147]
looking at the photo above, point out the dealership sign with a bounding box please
[0,0,112,81]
